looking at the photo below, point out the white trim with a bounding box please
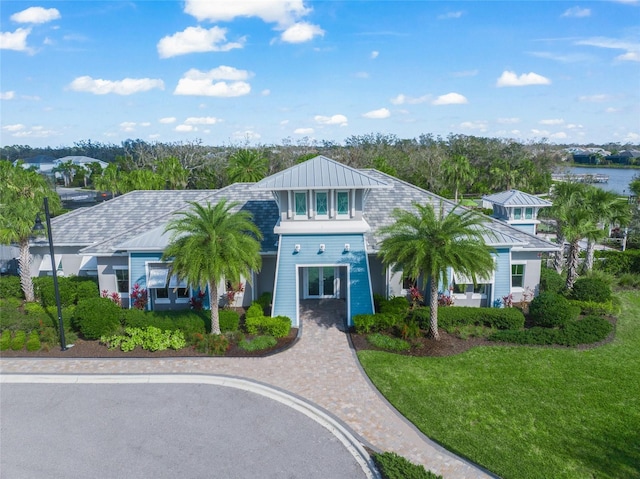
[336,190,350,219]
[314,190,329,219]
[271,235,283,320]
[294,191,308,219]
[510,260,527,292]
[39,254,62,272]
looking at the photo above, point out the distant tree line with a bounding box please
[1,133,574,197]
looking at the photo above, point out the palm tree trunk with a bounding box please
[18,238,35,302]
[209,279,221,335]
[565,240,581,290]
[585,240,596,273]
[553,228,565,274]
[429,276,440,340]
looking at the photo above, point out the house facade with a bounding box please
[29,156,559,326]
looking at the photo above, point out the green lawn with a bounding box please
[358,292,640,479]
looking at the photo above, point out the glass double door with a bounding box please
[305,267,337,298]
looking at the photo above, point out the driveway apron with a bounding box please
[0,299,493,479]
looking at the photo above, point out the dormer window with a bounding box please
[294,192,307,218]
[337,191,350,218]
[316,191,328,218]
[525,207,533,220]
[513,208,522,220]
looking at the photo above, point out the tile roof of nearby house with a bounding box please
[364,171,557,251]
[482,190,552,208]
[252,155,390,191]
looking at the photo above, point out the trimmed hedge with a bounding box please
[244,315,291,338]
[26,331,41,351]
[122,309,207,338]
[569,299,614,316]
[594,249,640,276]
[245,303,264,319]
[219,309,240,332]
[570,277,612,303]
[529,292,580,328]
[0,330,11,350]
[76,281,99,301]
[410,306,525,331]
[380,296,410,315]
[353,313,401,334]
[10,330,26,350]
[373,452,443,479]
[540,267,564,294]
[255,292,272,311]
[73,297,121,339]
[0,276,23,299]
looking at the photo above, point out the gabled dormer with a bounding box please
[482,190,552,235]
[252,156,390,234]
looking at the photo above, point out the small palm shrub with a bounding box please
[193,333,229,356]
[73,297,121,339]
[529,292,580,328]
[570,277,612,303]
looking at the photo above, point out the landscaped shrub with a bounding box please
[0,276,23,299]
[0,297,22,308]
[617,273,640,289]
[244,315,291,337]
[26,331,41,351]
[122,309,207,339]
[380,296,410,316]
[529,292,580,328]
[219,309,240,332]
[245,302,264,319]
[73,297,121,339]
[0,305,40,332]
[594,249,640,276]
[101,327,186,352]
[396,319,421,339]
[75,280,99,301]
[0,330,11,350]
[568,299,614,316]
[354,314,376,334]
[540,267,564,294]
[255,292,272,311]
[34,276,77,308]
[372,452,443,479]
[10,330,26,350]
[238,335,277,352]
[570,277,612,303]
[193,333,229,356]
[373,293,386,313]
[366,333,411,352]
[411,306,525,331]
[353,313,400,334]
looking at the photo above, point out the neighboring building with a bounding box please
[55,156,109,170]
[14,155,58,174]
[29,156,559,326]
[482,190,552,235]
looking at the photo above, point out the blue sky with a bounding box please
[1,1,639,148]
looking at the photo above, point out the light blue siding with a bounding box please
[510,223,536,235]
[273,234,374,327]
[130,252,162,310]
[493,248,511,304]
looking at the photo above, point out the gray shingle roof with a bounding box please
[482,190,552,208]
[252,155,390,191]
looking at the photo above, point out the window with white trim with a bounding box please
[336,191,349,217]
[512,264,525,289]
[114,268,129,294]
[169,275,190,299]
[315,191,328,218]
[525,207,534,219]
[294,192,307,218]
[513,208,522,220]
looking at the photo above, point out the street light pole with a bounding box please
[34,197,67,351]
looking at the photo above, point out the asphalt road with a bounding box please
[1,382,370,479]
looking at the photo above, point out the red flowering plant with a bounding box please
[131,283,148,310]
[101,289,121,307]
[409,285,424,309]
[190,290,206,310]
[225,282,244,308]
[438,290,455,307]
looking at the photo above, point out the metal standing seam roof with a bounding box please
[482,189,552,208]
[251,155,391,191]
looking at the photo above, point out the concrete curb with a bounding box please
[0,373,381,479]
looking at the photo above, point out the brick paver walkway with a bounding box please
[0,299,493,479]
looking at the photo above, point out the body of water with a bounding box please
[560,167,638,196]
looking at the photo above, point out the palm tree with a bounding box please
[227,149,268,183]
[156,157,189,190]
[442,154,475,202]
[548,181,585,275]
[0,161,61,302]
[378,202,495,340]
[583,188,631,272]
[490,159,518,192]
[163,200,262,335]
[93,163,120,197]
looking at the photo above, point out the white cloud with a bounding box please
[261,89,271,96]
[140,122,151,127]
[11,7,60,24]
[157,26,244,58]
[561,7,591,18]
[184,116,221,125]
[0,91,15,100]
[184,0,311,27]
[2,124,25,132]
[496,70,551,87]
[362,108,391,119]
[432,92,468,105]
[174,67,252,97]
[68,76,164,95]
[437,11,464,20]
[605,107,620,113]
[354,72,370,79]
[175,124,195,132]
[497,117,520,124]
[370,51,379,59]
[531,129,550,136]
[575,37,640,62]
[390,93,430,105]
[159,117,177,124]
[120,122,136,132]
[281,22,324,43]
[578,94,611,102]
[460,121,488,131]
[0,28,32,51]
[314,114,348,126]
[567,123,584,129]
[550,132,568,139]
[233,130,262,141]
[294,127,315,135]
[624,132,640,142]
[539,118,565,125]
